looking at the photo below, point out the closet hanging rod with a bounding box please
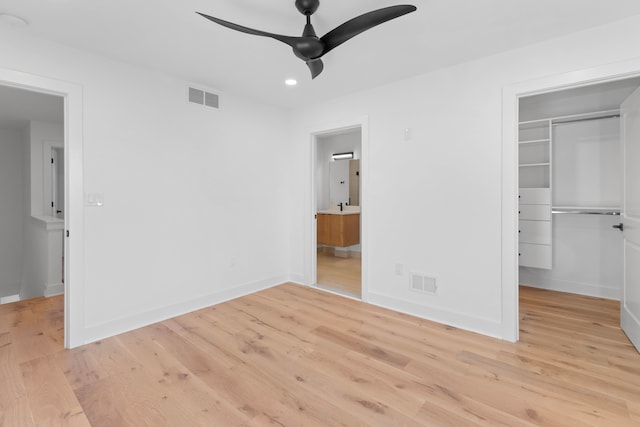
[552,208,620,216]
[552,114,620,125]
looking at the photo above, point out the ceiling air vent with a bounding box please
[188,87,219,109]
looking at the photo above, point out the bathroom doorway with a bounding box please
[0,85,65,304]
[0,68,84,348]
[313,124,364,298]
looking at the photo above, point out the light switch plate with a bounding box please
[85,192,104,207]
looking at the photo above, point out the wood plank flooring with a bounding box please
[316,250,361,297]
[1,285,639,426]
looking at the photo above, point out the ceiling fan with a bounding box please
[197,0,417,79]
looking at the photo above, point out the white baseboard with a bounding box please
[0,294,21,304]
[287,274,306,286]
[367,291,503,339]
[82,276,288,345]
[44,282,64,297]
[520,278,620,300]
[621,305,640,351]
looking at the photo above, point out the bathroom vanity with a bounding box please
[317,209,360,247]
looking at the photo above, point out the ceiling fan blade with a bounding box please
[197,12,299,49]
[306,59,324,79]
[320,5,417,56]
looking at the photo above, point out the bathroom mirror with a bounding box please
[329,159,359,207]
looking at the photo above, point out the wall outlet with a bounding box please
[395,263,403,275]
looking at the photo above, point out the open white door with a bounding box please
[620,87,640,352]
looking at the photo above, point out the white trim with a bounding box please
[44,282,64,297]
[368,291,502,339]
[288,274,306,285]
[521,280,620,301]
[0,68,84,348]
[83,276,286,344]
[0,294,21,304]
[501,57,640,343]
[622,304,640,351]
[308,116,369,301]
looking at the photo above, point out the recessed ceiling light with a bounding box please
[0,13,29,27]
[285,79,297,86]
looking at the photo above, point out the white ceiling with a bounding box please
[0,85,63,131]
[520,77,640,122]
[3,0,640,109]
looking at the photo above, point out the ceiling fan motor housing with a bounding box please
[296,0,320,16]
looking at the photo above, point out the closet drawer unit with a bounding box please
[519,220,551,245]
[519,204,551,221]
[519,188,551,205]
[519,243,552,269]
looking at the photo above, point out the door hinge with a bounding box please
[66,230,69,237]
[51,201,54,207]
[51,158,54,164]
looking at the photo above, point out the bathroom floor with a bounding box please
[317,250,361,297]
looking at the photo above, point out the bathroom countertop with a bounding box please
[317,208,360,215]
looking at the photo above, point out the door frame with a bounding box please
[0,68,84,348]
[309,116,369,300]
[620,86,640,351]
[501,58,640,342]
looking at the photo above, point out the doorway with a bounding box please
[0,68,84,348]
[517,78,640,301]
[311,118,368,300]
[0,86,64,304]
[501,59,640,345]
[315,128,362,297]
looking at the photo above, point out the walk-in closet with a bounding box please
[518,77,640,300]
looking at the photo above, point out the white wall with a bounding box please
[520,214,623,299]
[0,30,292,343]
[20,217,49,300]
[0,127,25,298]
[553,119,621,207]
[289,15,640,338]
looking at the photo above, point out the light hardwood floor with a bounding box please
[1,285,639,426]
[316,250,361,297]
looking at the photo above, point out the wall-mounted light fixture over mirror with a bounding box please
[332,151,354,160]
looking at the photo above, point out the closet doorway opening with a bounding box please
[516,76,640,350]
[312,124,364,299]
